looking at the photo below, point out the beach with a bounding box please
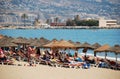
[0,29,120,79]
[0,65,120,79]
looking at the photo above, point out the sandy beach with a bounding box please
[0,65,120,79]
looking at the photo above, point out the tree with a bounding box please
[66,19,76,26]
[21,13,28,26]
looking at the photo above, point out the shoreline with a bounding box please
[0,28,120,30]
[80,53,120,62]
[0,26,120,29]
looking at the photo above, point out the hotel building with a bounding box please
[99,19,117,28]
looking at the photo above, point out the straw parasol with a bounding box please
[57,39,76,48]
[94,44,111,59]
[29,37,49,47]
[106,45,120,63]
[74,42,81,49]
[79,42,93,49]
[12,37,30,45]
[94,44,110,53]
[43,40,59,48]
[106,45,120,53]
[39,37,50,46]
[92,43,101,49]
[44,39,76,49]
[68,40,75,44]
[78,42,93,59]
[0,37,17,47]
[29,38,40,47]
[12,37,30,50]
[51,38,58,41]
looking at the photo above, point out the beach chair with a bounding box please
[61,62,70,68]
[37,56,54,66]
[116,64,120,70]
[82,62,90,69]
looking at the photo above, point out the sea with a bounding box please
[0,29,120,61]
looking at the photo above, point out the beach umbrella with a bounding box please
[12,37,30,45]
[44,39,76,48]
[43,40,59,48]
[29,37,49,47]
[68,40,81,48]
[57,39,76,48]
[94,44,110,59]
[74,42,81,50]
[51,38,58,41]
[106,45,120,64]
[92,43,101,49]
[29,38,41,47]
[79,42,93,49]
[68,40,75,44]
[44,39,77,56]
[12,37,30,50]
[0,37,17,47]
[79,42,93,55]
[0,37,17,52]
[39,37,50,46]
[106,45,120,53]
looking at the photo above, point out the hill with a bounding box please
[0,0,120,24]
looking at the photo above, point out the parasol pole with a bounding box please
[105,52,107,59]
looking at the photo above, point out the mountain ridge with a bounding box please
[0,0,120,23]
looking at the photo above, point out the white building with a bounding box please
[99,19,117,28]
[35,23,50,28]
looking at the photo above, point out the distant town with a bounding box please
[0,13,120,29]
[0,0,120,29]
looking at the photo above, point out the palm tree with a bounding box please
[21,13,28,26]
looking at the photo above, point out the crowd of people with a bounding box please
[0,46,120,70]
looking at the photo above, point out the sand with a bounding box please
[0,64,120,79]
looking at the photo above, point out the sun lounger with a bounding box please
[0,59,14,65]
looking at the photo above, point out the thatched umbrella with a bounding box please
[57,40,76,49]
[79,42,93,49]
[78,42,93,59]
[51,38,58,41]
[94,44,111,59]
[39,37,50,46]
[68,40,75,44]
[12,37,30,50]
[0,37,17,47]
[0,37,17,52]
[44,39,76,55]
[29,37,49,47]
[43,40,59,48]
[29,38,40,47]
[12,37,30,45]
[92,43,101,49]
[106,45,120,64]
[43,39,76,49]
[74,42,81,50]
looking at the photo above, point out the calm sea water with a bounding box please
[0,29,120,59]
